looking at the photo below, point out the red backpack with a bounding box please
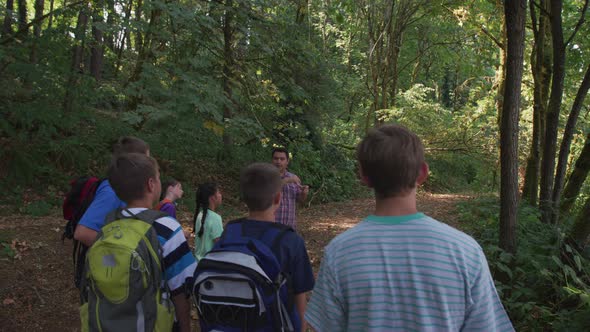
[62,176,104,239]
[62,176,104,288]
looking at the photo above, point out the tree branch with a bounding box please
[1,1,85,45]
[564,0,589,48]
[479,26,504,49]
[529,0,538,39]
[443,5,504,49]
[531,0,551,16]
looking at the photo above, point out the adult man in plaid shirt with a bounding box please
[272,147,309,229]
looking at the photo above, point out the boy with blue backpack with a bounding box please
[80,153,196,332]
[193,162,315,332]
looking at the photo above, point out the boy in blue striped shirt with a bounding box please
[305,125,514,331]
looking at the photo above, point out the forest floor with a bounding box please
[0,192,471,331]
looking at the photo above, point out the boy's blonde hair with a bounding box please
[356,124,425,198]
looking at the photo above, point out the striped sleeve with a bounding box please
[153,216,197,295]
[462,250,514,332]
[305,249,345,332]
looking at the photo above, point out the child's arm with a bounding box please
[304,250,345,332]
[159,219,198,332]
[76,182,124,246]
[171,293,191,332]
[74,225,98,247]
[461,252,514,331]
[295,292,308,332]
[291,236,315,331]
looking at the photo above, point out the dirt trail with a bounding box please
[0,192,470,331]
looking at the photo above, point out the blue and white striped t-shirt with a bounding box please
[305,213,514,332]
[123,208,197,295]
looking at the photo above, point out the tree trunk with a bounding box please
[221,0,235,154]
[134,0,143,51]
[29,0,44,64]
[560,132,590,214]
[499,0,526,254]
[114,0,133,76]
[295,0,307,24]
[63,4,90,113]
[540,0,565,223]
[48,0,54,28]
[388,0,417,107]
[126,3,161,111]
[2,0,14,36]
[379,2,393,112]
[104,0,115,51]
[551,64,590,223]
[568,194,590,248]
[522,0,552,206]
[17,0,27,35]
[388,11,404,108]
[494,17,507,127]
[90,0,104,81]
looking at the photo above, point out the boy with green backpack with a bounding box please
[80,152,196,332]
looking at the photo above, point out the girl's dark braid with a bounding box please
[193,182,218,238]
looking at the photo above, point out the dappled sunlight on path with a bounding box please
[0,192,472,331]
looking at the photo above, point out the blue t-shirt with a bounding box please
[78,180,126,232]
[237,219,315,331]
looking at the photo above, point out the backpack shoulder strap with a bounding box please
[134,209,169,224]
[103,208,122,225]
[260,223,294,255]
[219,218,246,243]
[104,208,168,225]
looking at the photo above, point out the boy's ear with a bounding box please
[147,177,158,196]
[358,165,373,188]
[416,162,429,186]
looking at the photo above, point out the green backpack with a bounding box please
[79,209,175,332]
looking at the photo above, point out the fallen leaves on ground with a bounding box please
[0,193,471,332]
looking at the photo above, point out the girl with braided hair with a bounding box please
[193,182,223,260]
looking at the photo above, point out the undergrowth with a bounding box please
[457,197,590,330]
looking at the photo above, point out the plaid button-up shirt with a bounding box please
[275,171,302,229]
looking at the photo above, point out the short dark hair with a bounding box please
[356,124,425,198]
[112,136,150,156]
[160,178,179,200]
[240,163,282,211]
[108,153,159,203]
[272,147,289,160]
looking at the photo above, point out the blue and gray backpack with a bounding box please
[192,220,295,332]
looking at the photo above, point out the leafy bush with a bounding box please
[457,198,590,330]
[22,200,53,217]
[286,140,366,203]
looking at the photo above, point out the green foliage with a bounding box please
[1,242,16,259]
[376,84,499,192]
[288,140,365,203]
[22,200,53,216]
[457,198,590,330]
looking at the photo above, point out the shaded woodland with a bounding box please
[1,0,590,328]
